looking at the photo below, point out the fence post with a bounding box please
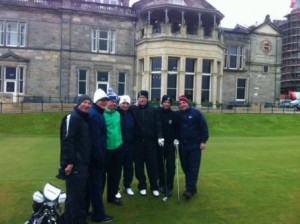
[21,102,24,113]
[41,99,44,113]
[0,102,2,114]
[61,101,64,112]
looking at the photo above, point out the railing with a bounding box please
[1,101,299,114]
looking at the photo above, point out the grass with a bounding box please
[0,113,300,223]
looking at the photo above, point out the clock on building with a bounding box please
[260,39,272,54]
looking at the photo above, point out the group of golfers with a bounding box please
[61,88,209,224]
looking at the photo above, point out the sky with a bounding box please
[129,0,293,28]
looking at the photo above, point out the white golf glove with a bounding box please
[158,138,165,147]
[173,139,179,147]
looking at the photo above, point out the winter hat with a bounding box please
[76,94,92,106]
[137,90,148,99]
[107,88,119,101]
[93,88,109,103]
[119,95,131,105]
[178,95,189,104]
[161,95,173,105]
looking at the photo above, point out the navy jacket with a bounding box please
[88,104,107,168]
[118,108,135,144]
[177,107,209,144]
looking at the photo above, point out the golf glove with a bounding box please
[173,139,179,147]
[158,138,165,147]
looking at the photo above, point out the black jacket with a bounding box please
[157,107,179,144]
[130,104,163,141]
[62,107,91,167]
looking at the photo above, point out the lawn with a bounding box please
[0,113,299,224]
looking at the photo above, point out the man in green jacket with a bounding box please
[104,88,124,206]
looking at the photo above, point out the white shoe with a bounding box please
[125,188,134,196]
[152,190,160,197]
[115,191,122,198]
[139,189,147,196]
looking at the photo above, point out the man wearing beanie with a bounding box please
[103,88,124,206]
[117,95,135,196]
[130,90,164,197]
[87,89,112,222]
[62,94,92,224]
[157,95,179,197]
[176,95,209,200]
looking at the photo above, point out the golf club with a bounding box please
[175,143,180,202]
[162,147,169,202]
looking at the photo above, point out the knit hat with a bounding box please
[178,95,189,104]
[93,88,109,103]
[107,88,119,101]
[119,95,131,105]
[76,94,92,106]
[137,90,148,99]
[161,95,173,105]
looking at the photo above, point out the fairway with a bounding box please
[0,113,299,223]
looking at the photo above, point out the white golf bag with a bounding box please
[25,183,66,224]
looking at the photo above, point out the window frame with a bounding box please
[91,28,116,54]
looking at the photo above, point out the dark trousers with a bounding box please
[88,167,106,220]
[179,143,202,194]
[122,142,134,189]
[105,146,124,201]
[64,166,88,224]
[158,143,176,191]
[134,140,159,191]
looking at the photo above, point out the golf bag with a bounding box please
[24,183,66,224]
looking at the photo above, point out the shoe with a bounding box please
[124,187,134,196]
[115,191,122,198]
[139,189,147,196]
[152,190,160,197]
[183,191,192,200]
[91,215,113,222]
[108,198,123,206]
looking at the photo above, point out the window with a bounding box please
[1,66,25,94]
[185,59,196,100]
[151,57,162,100]
[0,21,27,47]
[263,65,269,73]
[224,45,244,69]
[236,78,247,100]
[78,69,87,95]
[0,22,4,46]
[202,60,211,103]
[92,28,116,53]
[118,72,126,95]
[96,71,109,92]
[167,57,178,99]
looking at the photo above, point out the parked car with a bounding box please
[279,99,292,108]
[290,99,300,108]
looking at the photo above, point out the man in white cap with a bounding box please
[118,95,135,196]
[87,89,112,222]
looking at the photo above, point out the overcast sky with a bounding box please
[129,0,292,28]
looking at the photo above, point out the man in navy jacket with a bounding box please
[176,95,209,200]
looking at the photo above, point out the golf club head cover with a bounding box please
[173,139,179,146]
[158,138,165,147]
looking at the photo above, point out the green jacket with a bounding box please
[104,109,123,150]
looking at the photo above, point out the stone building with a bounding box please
[0,0,283,106]
[222,16,282,105]
[0,0,136,102]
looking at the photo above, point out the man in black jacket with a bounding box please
[157,95,179,197]
[62,95,92,224]
[130,90,164,197]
